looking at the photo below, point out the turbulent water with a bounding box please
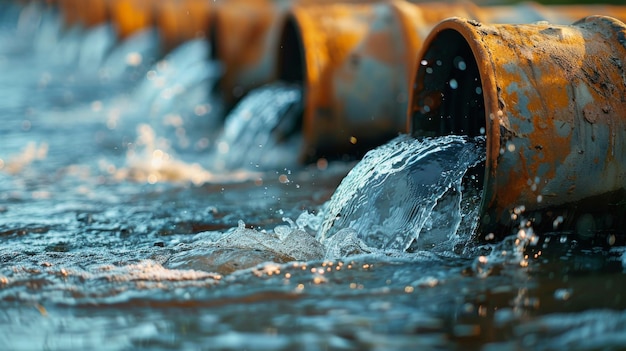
[210,83,303,171]
[318,134,485,254]
[1,3,626,351]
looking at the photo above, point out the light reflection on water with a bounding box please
[1,3,626,351]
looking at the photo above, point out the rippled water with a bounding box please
[1,3,626,351]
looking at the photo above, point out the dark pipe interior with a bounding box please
[411,29,485,138]
[277,15,304,83]
[411,28,487,236]
[208,12,219,62]
[208,14,225,102]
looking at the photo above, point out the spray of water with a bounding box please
[210,83,303,171]
[110,124,257,185]
[317,134,485,254]
[130,38,224,154]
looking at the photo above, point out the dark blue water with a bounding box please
[1,3,626,350]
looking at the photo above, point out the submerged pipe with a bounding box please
[409,16,626,243]
[277,0,481,161]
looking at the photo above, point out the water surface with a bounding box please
[1,3,625,351]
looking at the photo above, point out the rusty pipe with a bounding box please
[55,0,212,52]
[154,0,212,52]
[210,0,289,102]
[56,0,109,28]
[409,16,626,242]
[211,0,626,162]
[277,0,481,162]
[209,0,389,104]
[109,0,155,39]
[55,0,153,38]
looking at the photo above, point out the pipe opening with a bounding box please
[411,29,485,138]
[410,28,487,233]
[277,15,304,83]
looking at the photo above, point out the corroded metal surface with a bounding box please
[410,16,626,240]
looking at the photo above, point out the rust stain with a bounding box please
[77,0,108,27]
[155,0,212,52]
[57,0,80,25]
[109,0,154,39]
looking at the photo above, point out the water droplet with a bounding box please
[449,79,458,90]
[125,52,143,66]
[554,288,572,300]
[454,56,467,71]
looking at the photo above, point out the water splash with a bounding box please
[100,29,160,83]
[109,124,258,185]
[317,134,485,253]
[130,38,224,154]
[211,83,303,171]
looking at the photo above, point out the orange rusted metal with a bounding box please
[210,0,284,102]
[410,16,626,241]
[109,0,154,39]
[56,0,108,28]
[155,0,212,52]
[277,0,482,162]
[210,0,386,105]
[56,0,81,26]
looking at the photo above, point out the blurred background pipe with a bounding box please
[210,0,284,104]
[209,0,389,108]
[277,0,481,162]
[57,0,108,28]
[409,16,626,242]
[53,0,212,51]
[109,0,154,39]
[155,0,212,52]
